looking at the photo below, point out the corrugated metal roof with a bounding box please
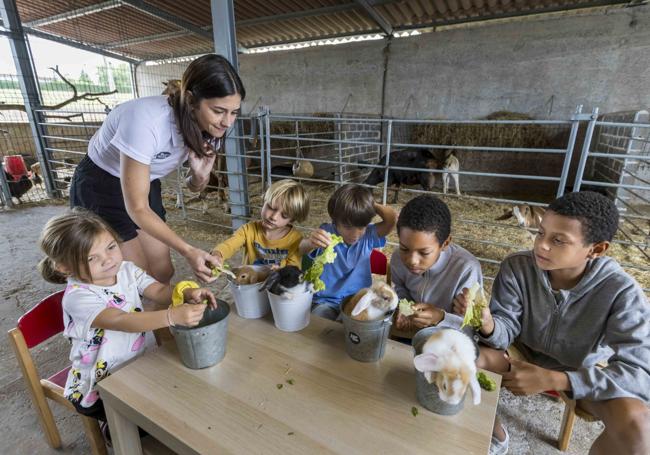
[9,0,629,62]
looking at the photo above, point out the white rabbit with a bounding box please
[342,282,398,321]
[413,329,481,406]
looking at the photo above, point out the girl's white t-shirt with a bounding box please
[88,95,187,181]
[62,261,157,409]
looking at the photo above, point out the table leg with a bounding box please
[104,401,142,455]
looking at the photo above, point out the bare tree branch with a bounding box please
[0,66,117,118]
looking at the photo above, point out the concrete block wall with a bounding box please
[589,110,650,209]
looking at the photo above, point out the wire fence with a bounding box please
[0,71,648,293]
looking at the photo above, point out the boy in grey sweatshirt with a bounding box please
[458,191,650,455]
[391,195,482,335]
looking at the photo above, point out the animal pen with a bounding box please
[3,101,649,295]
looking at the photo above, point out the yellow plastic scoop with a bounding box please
[171,280,200,307]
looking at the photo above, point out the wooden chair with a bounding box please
[557,391,599,451]
[7,291,107,455]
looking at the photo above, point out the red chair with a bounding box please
[7,291,107,455]
[370,248,390,283]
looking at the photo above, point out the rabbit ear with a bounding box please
[414,353,443,375]
[351,292,375,316]
[469,373,481,405]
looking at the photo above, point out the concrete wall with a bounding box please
[136,6,650,120]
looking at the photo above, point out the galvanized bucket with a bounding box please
[412,327,465,415]
[268,290,313,332]
[340,307,393,362]
[229,280,270,319]
[171,300,230,369]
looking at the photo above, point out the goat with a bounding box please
[442,152,461,195]
[362,148,438,203]
[30,162,43,187]
[161,79,181,96]
[182,156,229,214]
[496,204,546,241]
[292,160,314,178]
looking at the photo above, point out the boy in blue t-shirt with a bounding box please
[300,184,397,320]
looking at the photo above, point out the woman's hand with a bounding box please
[183,246,220,283]
[187,147,217,183]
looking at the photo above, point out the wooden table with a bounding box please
[98,308,501,454]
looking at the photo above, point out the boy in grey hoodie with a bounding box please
[391,194,482,336]
[456,191,650,455]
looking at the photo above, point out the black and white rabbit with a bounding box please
[259,265,313,299]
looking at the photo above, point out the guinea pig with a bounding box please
[259,265,312,299]
[234,265,270,285]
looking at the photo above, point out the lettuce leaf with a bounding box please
[476,371,497,391]
[461,282,487,330]
[303,234,344,292]
[398,298,416,316]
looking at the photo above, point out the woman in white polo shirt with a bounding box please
[70,54,244,283]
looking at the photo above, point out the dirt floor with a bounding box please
[0,203,610,454]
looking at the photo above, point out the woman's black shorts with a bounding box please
[69,155,166,242]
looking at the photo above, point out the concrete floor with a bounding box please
[0,205,603,454]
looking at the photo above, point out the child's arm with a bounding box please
[212,224,248,265]
[143,282,217,309]
[476,260,523,346]
[562,288,650,402]
[299,228,331,255]
[92,303,207,332]
[373,202,397,238]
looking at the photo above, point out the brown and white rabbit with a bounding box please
[234,266,270,285]
[342,282,398,321]
[413,329,481,406]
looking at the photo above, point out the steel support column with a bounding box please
[211,0,249,229]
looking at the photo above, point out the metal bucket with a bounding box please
[229,280,270,319]
[412,327,465,415]
[171,300,230,369]
[268,290,313,332]
[340,307,392,362]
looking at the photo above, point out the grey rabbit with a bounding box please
[259,265,313,299]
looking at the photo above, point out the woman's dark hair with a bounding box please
[168,54,246,157]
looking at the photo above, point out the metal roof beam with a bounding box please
[120,0,213,40]
[23,27,140,63]
[354,0,393,35]
[102,30,189,49]
[24,0,122,28]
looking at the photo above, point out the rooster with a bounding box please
[4,171,33,202]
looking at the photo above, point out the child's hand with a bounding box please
[452,287,470,315]
[395,312,416,331]
[308,229,331,250]
[411,303,445,329]
[454,288,495,335]
[502,356,562,395]
[183,287,217,309]
[170,303,207,327]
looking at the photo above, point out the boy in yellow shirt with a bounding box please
[212,179,309,267]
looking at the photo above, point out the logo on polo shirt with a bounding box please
[154,151,171,160]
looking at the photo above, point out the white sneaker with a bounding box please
[489,424,509,455]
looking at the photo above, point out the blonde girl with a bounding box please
[39,208,215,421]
